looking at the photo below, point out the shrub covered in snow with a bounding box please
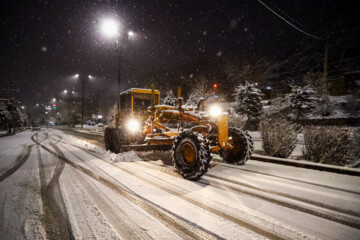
[233,82,263,118]
[162,90,177,106]
[303,126,354,166]
[228,110,246,129]
[353,128,360,160]
[70,112,82,126]
[286,85,321,120]
[259,118,299,158]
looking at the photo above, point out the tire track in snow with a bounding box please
[105,160,285,240]
[60,142,285,240]
[56,136,293,239]
[51,133,360,231]
[68,163,153,240]
[33,135,220,240]
[59,144,153,239]
[213,162,360,195]
[34,136,74,240]
[0,144,33,182]
[133,161,360,230]
[0,192,7,236]
[205,173,360,219]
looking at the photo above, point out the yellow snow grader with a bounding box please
[104,85,253,180]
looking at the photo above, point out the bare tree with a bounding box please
[225,57,272,87]
[185,74,213,106]
[302,71,327,94]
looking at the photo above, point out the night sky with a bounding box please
[0,0,358,108]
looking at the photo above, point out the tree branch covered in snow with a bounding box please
[185,75,213,106]
[162,90,177,106]
[302,71,327,94]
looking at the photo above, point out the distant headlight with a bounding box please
[126,119,141,133]
[209,105,222,117]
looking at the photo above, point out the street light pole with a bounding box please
[117,44,122,111]
[100,18,135,112]
[81,75,85,129]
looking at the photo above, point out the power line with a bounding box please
[256,0,320,39]
[269,0,309,30]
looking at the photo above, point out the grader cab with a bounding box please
[105,86,253,180]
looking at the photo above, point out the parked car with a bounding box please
[32,124,41,131]
[87,120,96,126]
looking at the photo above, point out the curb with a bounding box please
[251,154,360,177]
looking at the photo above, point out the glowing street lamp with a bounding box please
[101,19,119,38]
[52,98,56,102]
[128,31,134,39]
[99,17,136,111]
[64,89,68,94]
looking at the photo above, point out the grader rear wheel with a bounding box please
[220,128,253,165]
[172,131,211,180]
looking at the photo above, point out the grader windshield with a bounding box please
[119,88,160,115]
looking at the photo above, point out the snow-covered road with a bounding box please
[1,129,360,240]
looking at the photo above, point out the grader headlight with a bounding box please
[126,119,141,133]
[209,105,222,118]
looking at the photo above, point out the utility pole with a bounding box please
[323,40,329,91]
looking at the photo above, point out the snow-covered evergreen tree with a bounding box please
[233,82,263,118]
[162,90,177,106]
[0,101,11,127]
[286,85,321,120]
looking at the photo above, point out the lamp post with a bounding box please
[74,74,93,129]
[100,18,135,111]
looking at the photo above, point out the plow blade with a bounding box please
[119,144,173,152]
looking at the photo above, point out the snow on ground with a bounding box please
[0,131,45,240]
[0,131,34,173]
[1,129,360,239]
[263,95,360,120]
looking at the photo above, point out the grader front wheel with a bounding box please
[172,131,211,180]
[220,128,253,165]
[112,127,129,154]
[104,127,115,152]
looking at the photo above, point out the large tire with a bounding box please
[104,127,114,152]
[112,127,129,154]
[220,128,253,165]
[172,131,211,180]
